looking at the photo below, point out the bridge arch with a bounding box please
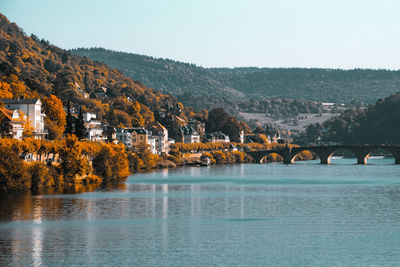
[364,147,400,164]
[259,152,284,163]
[290,149,319,164]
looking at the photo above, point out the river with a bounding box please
[0,158,399,266]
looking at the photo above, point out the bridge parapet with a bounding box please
[247,145,400,165]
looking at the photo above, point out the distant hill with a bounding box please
[297,92,400,145]
[71,48,400,104]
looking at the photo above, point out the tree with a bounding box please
[139,103,155,127]
[135,144,159,169]
[65,100,73,135]
[0,146,30,191]
[206,108,230,133]
[74,107,86,140]
[0,81,13,98]
[61,51,69,63]
[59,135,89,183]
[221,117,242,142]
[92,144,130,180]
[130,101,145,127]
[42,95,66,139]
[22,115,35,138]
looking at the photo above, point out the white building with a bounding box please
[182,126,200,144]
[83,112,105,142]
[148,122,169,154]
[239,130,244,143]
[0,107,25,139]
[1,98,47,139]
[206,131,230,143]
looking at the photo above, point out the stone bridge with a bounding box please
[246,145,400,164]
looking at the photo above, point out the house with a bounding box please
[148,122,169,154]
[188,118,205,138]
[103,125,117,143]
[116,128,130,146]
[83,113,105,142]
[182,126,200,144]
[1,98,47,139]
[90,87,108,99]
[0,107,25,139]
[206,131,230,143]
[130,128,150,146]
[116,127,150,148]
[239,130,244,143]
[148,136,157,154]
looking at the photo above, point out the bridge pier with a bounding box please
[313,149,335,165]
[357,156,367,165]
[350,148,370,165]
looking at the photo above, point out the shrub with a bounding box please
[211,151,227,164]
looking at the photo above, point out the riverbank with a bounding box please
[0,137,313,193]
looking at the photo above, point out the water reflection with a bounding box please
[0,161,400,266]
[32,226,42,267]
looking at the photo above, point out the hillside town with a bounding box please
[0,97,285,156]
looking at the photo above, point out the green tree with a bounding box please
[206,108,229,133]
[74,108,86,140]
[65,100,73,135]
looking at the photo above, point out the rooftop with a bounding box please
[1,98,41,105]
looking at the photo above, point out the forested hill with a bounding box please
[297,92,400,145]
[71,47,400,104]
[0,14,176,128]
[71,47,244,100]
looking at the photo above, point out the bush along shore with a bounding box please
[0,137,313,193]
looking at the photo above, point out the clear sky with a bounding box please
[1,0,400,69]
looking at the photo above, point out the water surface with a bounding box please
[0,159,399,266]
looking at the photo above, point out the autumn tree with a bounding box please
[92,144,130,180]
[0,146,31,191]
[59,135,89,183]
[130,101,145,127]
[0,81,13,98]
[139,103,155,127]
[135,144,159,169]
[42,95,66,139]
[22,115,35,139]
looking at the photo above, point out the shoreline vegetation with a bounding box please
[0,136,313,193]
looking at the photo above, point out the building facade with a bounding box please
[148,122,169,154]
[116,127,151,148]
[1,98,47,139]
[0,108,25,139]
[83,112,105,142]
[182,126,200,144]
[205,131,230,143]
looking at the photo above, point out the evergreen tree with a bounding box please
[65,100,73,135]
[74,107,86,140]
